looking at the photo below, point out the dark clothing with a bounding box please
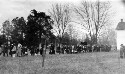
[56,46,61,54]
[49,44,55,54]
[2,46,8,57]
[120,46,125,58]
[30,48,35,56]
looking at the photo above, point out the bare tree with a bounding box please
[98,28,116,46]
[49,3,71,46]
[67,24,74,44]
[74,0,112,45]
[92,1,112,43]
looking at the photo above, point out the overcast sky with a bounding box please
[0,0,124,24]
[0,0,125,39]
[0,0,124,26]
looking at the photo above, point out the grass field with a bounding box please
[0,51,125,74]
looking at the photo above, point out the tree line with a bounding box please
[0,0,115,50]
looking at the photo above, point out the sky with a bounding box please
[0,0,125,39]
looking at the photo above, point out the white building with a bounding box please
[116,19,125,50]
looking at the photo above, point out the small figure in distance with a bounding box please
[120,44,125,58]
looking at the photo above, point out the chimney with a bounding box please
[121,19,123,22]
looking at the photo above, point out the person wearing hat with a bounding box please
[120,44,125,58]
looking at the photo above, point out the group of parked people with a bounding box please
[55,44,88,54]
[52,43,112,54]
[0,43,23,57]
[0,43,45,57]
[0,42,112,57]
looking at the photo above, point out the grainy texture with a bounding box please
[0,51,124,74]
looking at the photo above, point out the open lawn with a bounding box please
[0,51,124,74]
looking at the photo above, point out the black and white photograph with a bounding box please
[0,0,124,74]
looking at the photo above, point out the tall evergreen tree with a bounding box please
[11,17,27,45]
[26,9,53,48]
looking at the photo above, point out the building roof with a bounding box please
[116,19,125,30]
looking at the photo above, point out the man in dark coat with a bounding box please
[2,44,8,57]
[0,47,2,56]
[120,44,125,58]
[49,44,55,54]
[56,45,61,54]
[40,44,44,55]
[30,46,35,56]
[12,45,17,57]
[9,44,14,57]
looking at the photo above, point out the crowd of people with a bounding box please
[0,43,45,57]
[54,44,112,54]
[0,42,112,57]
